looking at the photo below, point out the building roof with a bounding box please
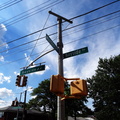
[0,106,43,115]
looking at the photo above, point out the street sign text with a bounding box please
[63,47,88,59]
[20,65,45,75]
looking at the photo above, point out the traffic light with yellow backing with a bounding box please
[70,79,88,96]
[50,74,64,96]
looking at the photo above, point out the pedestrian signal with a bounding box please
[70,79,88,96]
[50,74,64,96]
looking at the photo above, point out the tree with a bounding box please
[87,55,120,120]
[27,79,93,120]
[65,83,93,119]
[27,79,57,120]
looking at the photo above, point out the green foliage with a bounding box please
[65,82,93,118]
[27,79,93,120]
[88,55,120,120]
[27,79,57,120]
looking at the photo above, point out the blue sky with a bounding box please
[0,0,120,109]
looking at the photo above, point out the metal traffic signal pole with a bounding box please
[49,11,72,120]
[22,90,27,120]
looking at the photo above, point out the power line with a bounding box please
[1,22,120,66]
[0,0,64,30]
[0,0,22,11]
[63,13,120,37]
[70,0,120,20]
[0,0,119,48]
[63,10,120,32]
[25,9,51,67]
[64,23,120,45]
[1,9,120,54]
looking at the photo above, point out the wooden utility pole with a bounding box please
[49,11,72,120]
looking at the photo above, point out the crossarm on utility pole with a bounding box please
[49,11,73,24]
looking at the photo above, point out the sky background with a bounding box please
[0,0,120,109]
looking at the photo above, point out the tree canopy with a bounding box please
[87,55,120,120]
[27,79,57,120]
[27,79,93,120]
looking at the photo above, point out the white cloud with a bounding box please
[0,24,7,32]
[0,24,7,47]
[0,88,14,98]
[24,53,33,64]
[0,55,4,62]
[14,71,19,75]
[0,88,15,108]
[0,73,11,84]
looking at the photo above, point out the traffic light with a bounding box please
[11,98,18,106]
[70,79,88,96]
[16,75,21,86]
[50,74,64,96]
[22,75,28,87]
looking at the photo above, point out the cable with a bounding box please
[0,0,119,64]
[65,11,120,32]
[25,9,51,66]
[0,0,22,11]
[0,4,120,47]
[62,13,120,37]
[1,0,50,23]
[0,0,64,30]
[70,0,120,20]
[64,24,120,45]
[1,22,120,66]
[1,9,120,54]
[0,0,119,49]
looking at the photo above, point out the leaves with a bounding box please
[88,55,120,120]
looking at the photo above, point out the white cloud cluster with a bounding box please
[0,73,11,84]
[0,24,7,45]
[0,88,14,108]
[0,88,13,98]
[24,53,34,66]
[0,56,4,62]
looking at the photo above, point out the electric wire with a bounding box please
[1,0,50,23]
[1,22,120,66]
[0,0,64,30]
[1,0,117,28]
[0,0,22,11]
[69,0,120,20]
[1,9,120,54]
[0,0,118,48]
[0,0,120,65]
[63,10,120,32]
[2,12,120,62]
[63,13,120,37]
[64,24,120,45]
[25,9,51,67]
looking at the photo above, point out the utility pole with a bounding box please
[49,11,72,120]
[22,90,27,120]
[17,93,22,120]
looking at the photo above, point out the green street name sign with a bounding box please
[63,47,88,59]
[46,34,59,53]
[20,65,45,75]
